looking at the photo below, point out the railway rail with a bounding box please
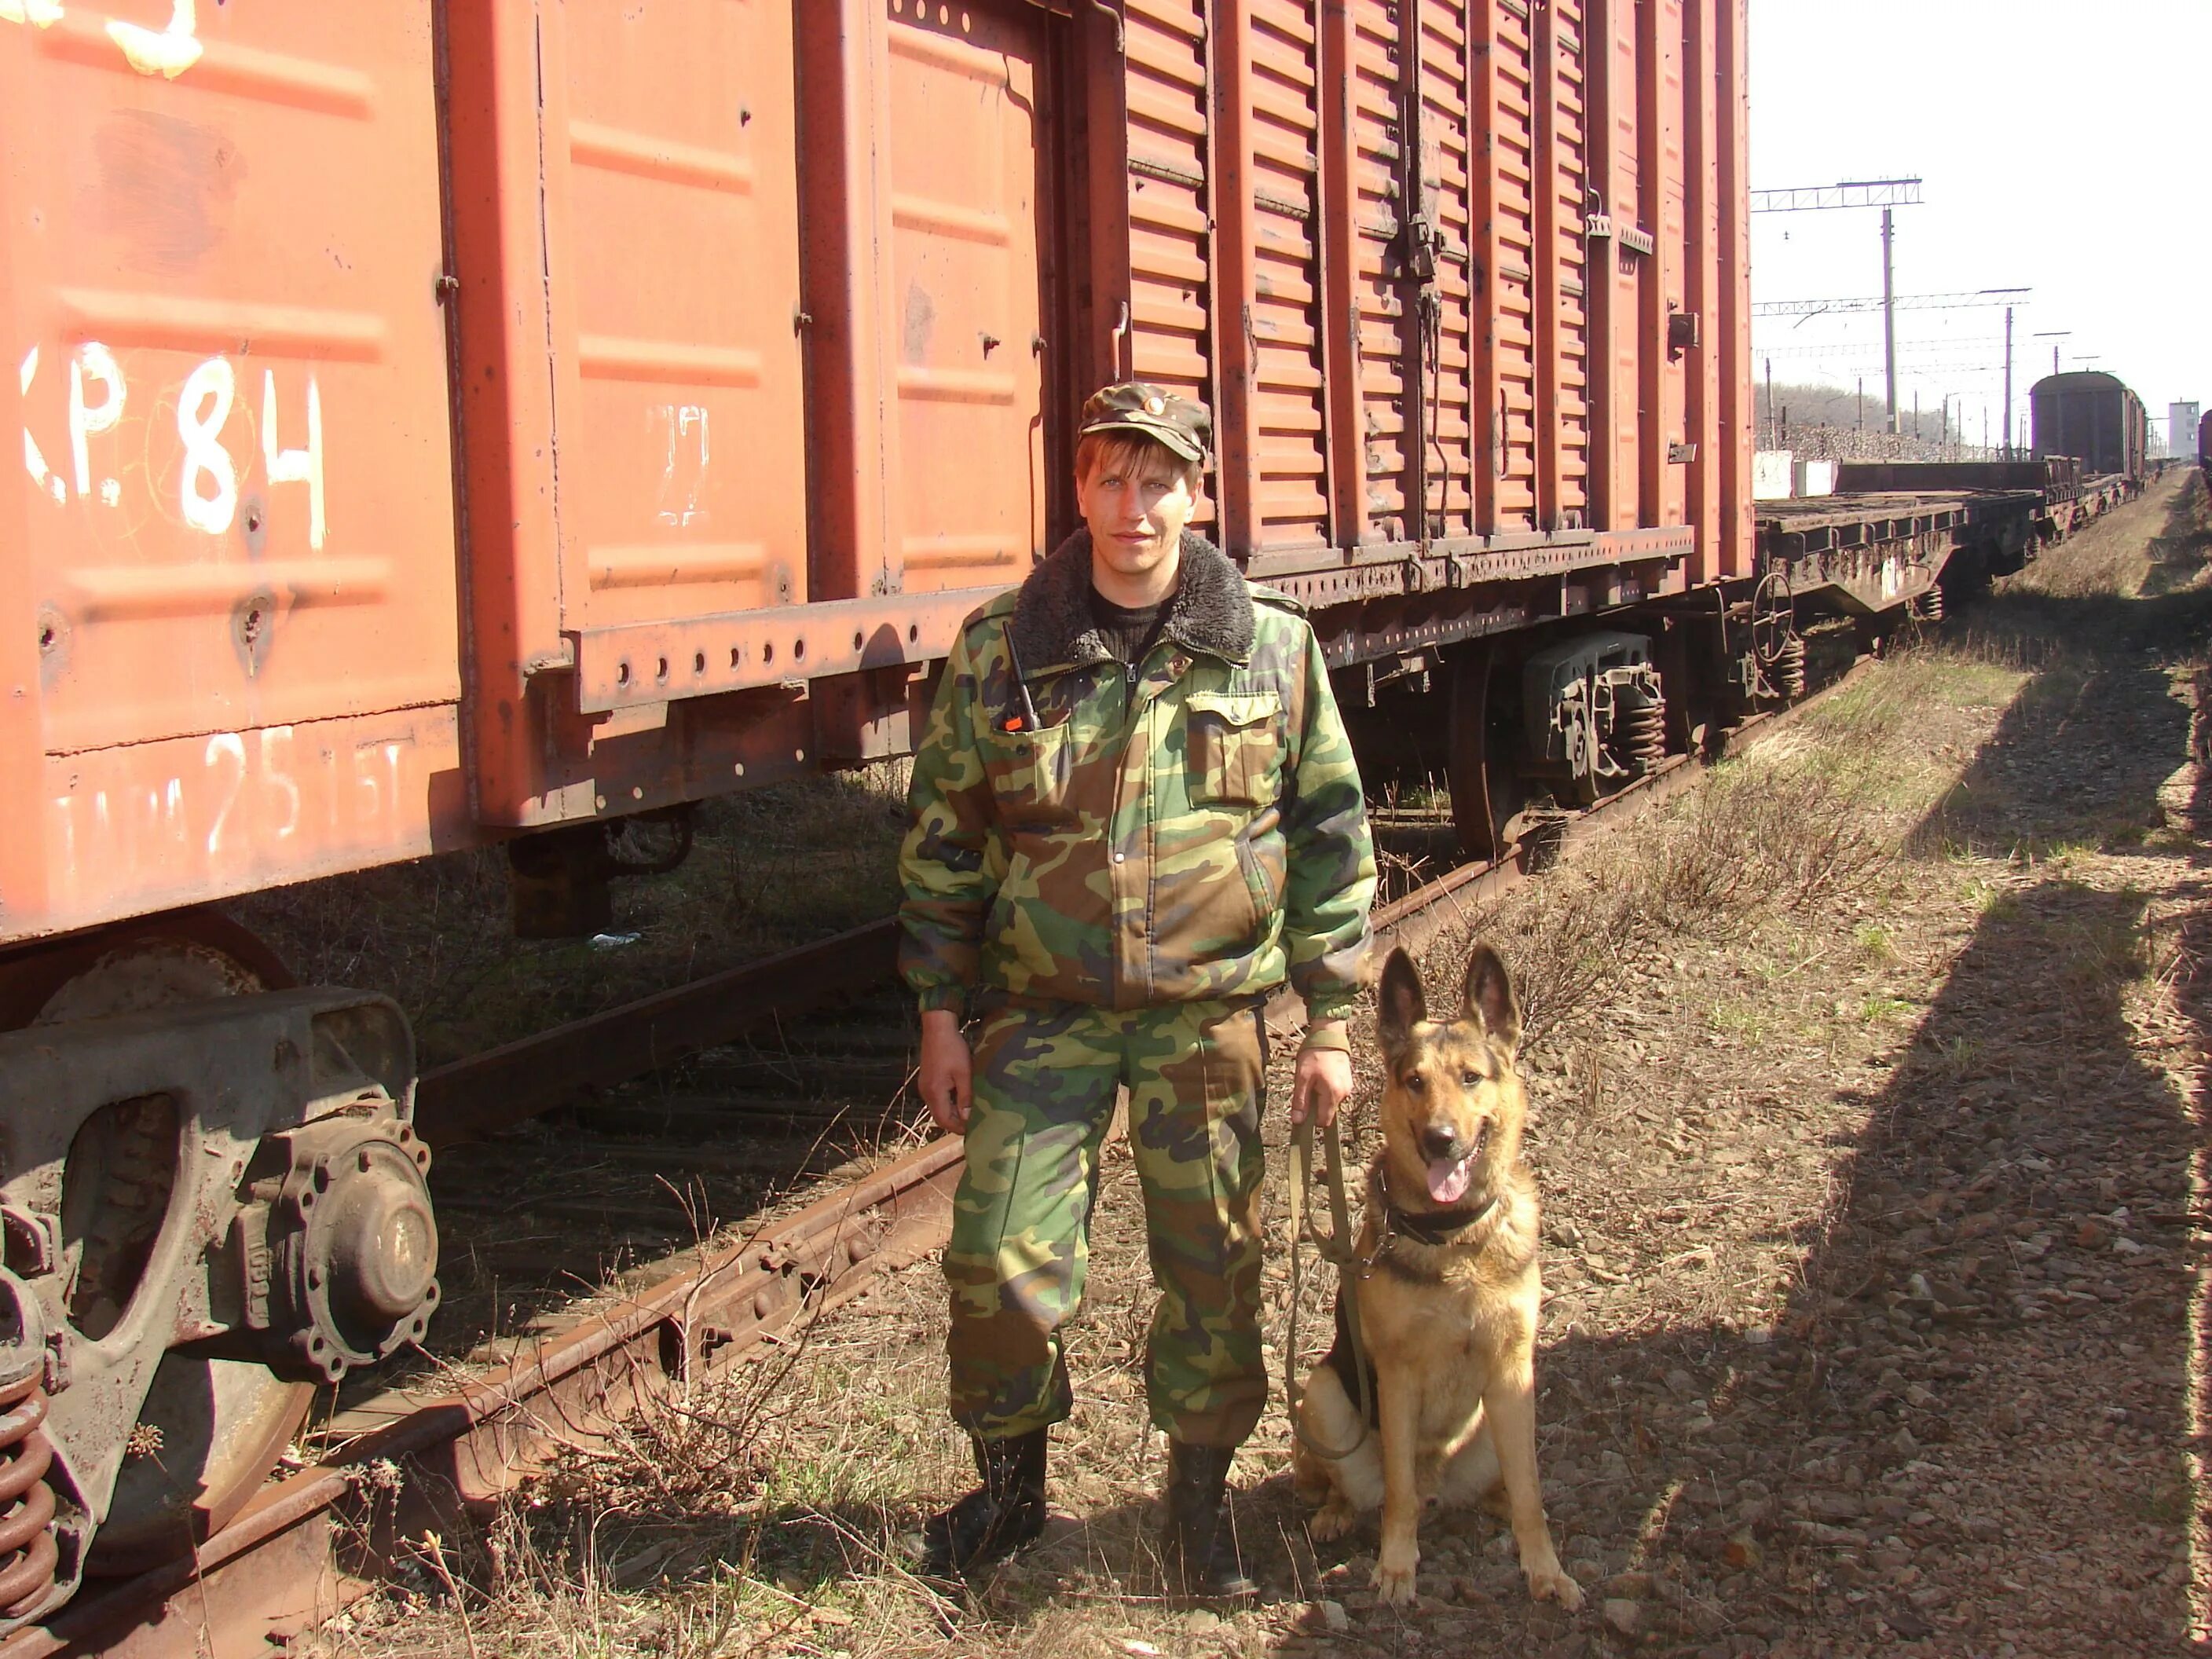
[0,659,1870,1659]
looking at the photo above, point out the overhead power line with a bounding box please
[1749,178,1924,213]
[1752,287,2030,319]
[1756,340,2007,360]
[1749,177,1925,432]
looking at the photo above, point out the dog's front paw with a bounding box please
[1307,1499,1357,1544]
[1527,1562,1583,1610]
[1372,1549,1418,1606]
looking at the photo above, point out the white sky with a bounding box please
[1749,1,2210,449]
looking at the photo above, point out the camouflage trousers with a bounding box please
[946,996,1269,1448]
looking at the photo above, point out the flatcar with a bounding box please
[2031,369,2151,482]
[0,0,2069,1624]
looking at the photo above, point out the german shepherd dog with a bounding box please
[1292,943,1581,1610]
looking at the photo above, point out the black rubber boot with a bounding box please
[918,1429,1049,1579]
[1160,1441,1258,1600]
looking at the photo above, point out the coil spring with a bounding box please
[0,1372,58,1621]
[1772,635,1808,701]
[1617,692,1666,775]
[1914,585,1946,624]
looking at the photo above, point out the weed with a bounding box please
[1448,686,1905,1060]
[1855,925,1895,960]
[1913,1035,1983,1079]
[1705,1003,1771,1043]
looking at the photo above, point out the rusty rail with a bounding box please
[412,918,899,1147]
[2,1137,965,1659]
[2,672,1866,1659]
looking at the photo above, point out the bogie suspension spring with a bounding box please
[0,1372,58,1621]
[1616,689,1666,775]
[1772,635,1808,701]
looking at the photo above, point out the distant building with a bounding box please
[2170,401,2200,461]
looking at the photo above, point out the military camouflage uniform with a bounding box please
[899,528,1375,1448]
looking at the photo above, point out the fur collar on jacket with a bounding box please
[1009,529,1254,673]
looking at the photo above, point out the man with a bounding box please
[898,382,1376,1596]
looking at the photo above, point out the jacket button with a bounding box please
[1112,851,1126,864]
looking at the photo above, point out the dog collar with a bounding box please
[1359,1167,1500,1272]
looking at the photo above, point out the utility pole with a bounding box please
[2003,306,2015,459]
[1749,178,1923,437]
[1881,207,1897,433]
[1764,357,1774,449]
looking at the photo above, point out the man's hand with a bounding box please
[919,1008,973,1133]
[1289,1044,1353,1128]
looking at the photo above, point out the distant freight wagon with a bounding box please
[2032,370,2150,482]
[0,2,2066,1626]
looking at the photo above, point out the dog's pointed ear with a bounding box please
[1376,947,1427,1056]
[1462,943,1522,1054]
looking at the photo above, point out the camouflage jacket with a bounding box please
[898,529,1377,1047]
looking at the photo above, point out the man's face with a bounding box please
[1076,444,1203,587]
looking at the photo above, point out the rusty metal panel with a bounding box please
[1229,0,1743,566]
[2,2,467,942]
[442,0,565,827]
[1595,0,1645,529]
[1577,0,1741,576]
[3,7,460,756]
[451,0,1064,829]
[1681,0,1719,582]
[1316,3,1365,547]
[883,2,1049,591]
[547,2,810,625]
[1124,0,1215,523]
[0,185,42,932]
[1479,0,1540,533]
[1648,0,1686,534]
[1232,0,1328,553]
[1716,0,1752,580]
[1346,3,1415,538]
[1540,0,1593,533]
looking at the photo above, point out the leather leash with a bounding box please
[1285,1110,1375,1460]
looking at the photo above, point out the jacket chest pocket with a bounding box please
[1185,691,1282,808]
[981,720,1078,825]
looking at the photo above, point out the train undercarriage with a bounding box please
[0,918,439,1628]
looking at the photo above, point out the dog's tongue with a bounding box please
[1426,1156,1473,1205]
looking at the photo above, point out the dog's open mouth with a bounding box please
[1426,1122,1489,1203]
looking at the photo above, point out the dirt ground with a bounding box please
[317,472,2212,1659]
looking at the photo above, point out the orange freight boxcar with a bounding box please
[5,0,1750,948]
[0,1,1751,1622]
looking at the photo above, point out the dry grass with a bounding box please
[2009,471,2212,603]
[1441,662,1970,1057]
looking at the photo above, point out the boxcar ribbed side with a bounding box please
[4,0,1752,948]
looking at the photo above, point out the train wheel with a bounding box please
[1446,645,1527,861]
[0,912,317,1573]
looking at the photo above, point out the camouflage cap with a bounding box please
[1079,381,1213,464]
